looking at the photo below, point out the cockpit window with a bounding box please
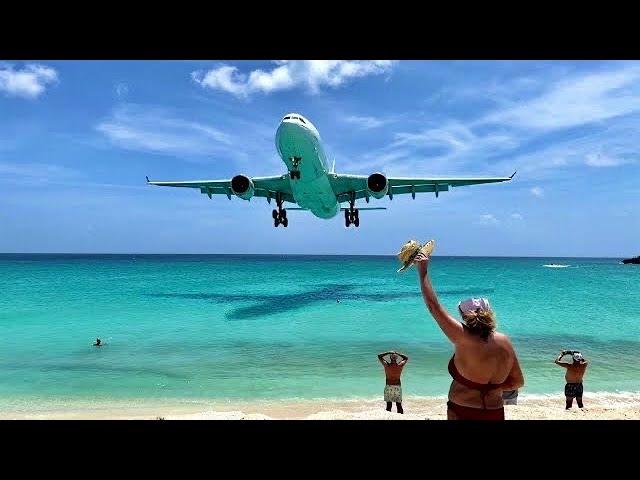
[284,115,306,124]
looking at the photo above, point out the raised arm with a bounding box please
[395,351,409,366]
[414,254,464,344]
[378,351,393,365]
[554,351,570,368]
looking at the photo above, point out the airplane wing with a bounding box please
[329,172,516,203]
[146,175,295,203]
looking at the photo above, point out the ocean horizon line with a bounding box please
[0,252,630,259]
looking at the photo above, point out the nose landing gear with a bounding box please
[289,156,301,179]
[272,193,288,227]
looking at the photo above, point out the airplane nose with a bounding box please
[278,119,304,134]
[276,121,306,153]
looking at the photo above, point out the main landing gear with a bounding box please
[289,156,301,179]
[344,196,360,228]
[272,193,288,227]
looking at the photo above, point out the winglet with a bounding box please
[509,170,517,179]
[146,176,150,183]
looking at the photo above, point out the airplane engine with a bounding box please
[231,174,255,200]
[367,172,388,199]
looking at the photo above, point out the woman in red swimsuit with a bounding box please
[413,253,525,420]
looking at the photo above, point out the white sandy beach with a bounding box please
[1,393,639,420]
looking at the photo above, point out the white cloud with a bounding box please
[342,148,412,174]
[487,116,640,179]
[96,104,233,157]
[483,64,640,130]
[349,66,640,180]
[530,187,544,197]
[370,65,640,179]
[391,122,516,157]
[192,61,396,98]
[94,104,283,172]
[478,213,499,225]
[115,83,129,98]
[511,213,523,220]
[0,162,79,185]
[584,153,629,167]
[393,122,477,151]
[0,63,58,98]
[354,121,517,176]
[427,74,546,111]
[343,115,388,129]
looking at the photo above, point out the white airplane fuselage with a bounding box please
[275,113,340,219]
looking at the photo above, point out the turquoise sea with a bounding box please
[0,254,638,407]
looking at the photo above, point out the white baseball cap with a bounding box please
[572,352,584,362]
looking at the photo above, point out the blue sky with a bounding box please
[0,60,638,256]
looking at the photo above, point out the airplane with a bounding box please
[146,113,516,228]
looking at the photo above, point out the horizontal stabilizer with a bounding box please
[288,207,387,211]
[340,207,387,211]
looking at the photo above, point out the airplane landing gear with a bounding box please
[273,193,288,227]
[289,157,301,180]
[344,196,360,228]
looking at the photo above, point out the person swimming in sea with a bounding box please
[93,338,102,347]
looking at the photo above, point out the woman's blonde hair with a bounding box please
[460,308,496,340]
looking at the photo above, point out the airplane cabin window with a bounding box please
[284,116,291,120]
[299,118,306,124]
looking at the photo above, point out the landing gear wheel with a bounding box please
[354,217,360,227]
[272,209,278,219]
[281,209,287,219]
[345,217,351,227]
[354,209,359,220]
[282,218,288,227]
[274,217,280,227]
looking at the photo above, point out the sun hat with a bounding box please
[397,239,435,272]
[572,352,584,362]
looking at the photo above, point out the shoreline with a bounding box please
[2,392,639,420]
